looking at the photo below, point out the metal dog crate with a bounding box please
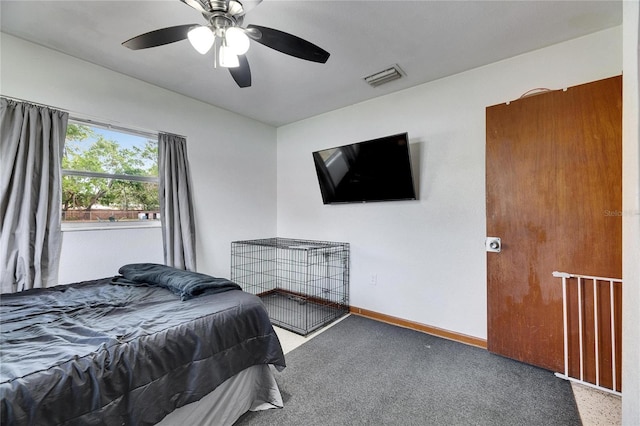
[231,238,350,336]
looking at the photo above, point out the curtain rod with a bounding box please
[1,94,186,140]
[70,116,158,140]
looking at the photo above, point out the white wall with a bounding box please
[276,27,622,340]
[1,33,277,283]
[622,1,640,423]
[58,228,163,283]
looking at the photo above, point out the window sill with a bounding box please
[62,221,162,232]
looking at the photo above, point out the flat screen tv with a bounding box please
[312,132,417,204]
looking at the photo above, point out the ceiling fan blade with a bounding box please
[122,24,196,50]
[236,0,263,15]
[246,25,330,63]
[229,55,251,87]
[179,0,208,13]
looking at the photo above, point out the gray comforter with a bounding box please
[0,277,286,425]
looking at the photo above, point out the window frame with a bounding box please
[61,118,161,231]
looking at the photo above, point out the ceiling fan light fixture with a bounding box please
[188,26,215,54]
[219,44,240,67]
[225,27,250,55]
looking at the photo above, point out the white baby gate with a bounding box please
[552,271,622,396]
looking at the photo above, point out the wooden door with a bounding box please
[486,76,622,377]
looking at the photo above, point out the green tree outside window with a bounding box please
[62,123,159,222]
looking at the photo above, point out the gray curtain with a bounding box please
[0,98,68,293]
[158,133,196,271]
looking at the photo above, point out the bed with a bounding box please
[0,264,286,425]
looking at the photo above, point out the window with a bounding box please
[61,120,160,229]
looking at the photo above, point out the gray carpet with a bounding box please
[235,315,581,426]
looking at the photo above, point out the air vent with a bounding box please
[363,65,404,87]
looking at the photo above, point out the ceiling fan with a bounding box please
[122,0,330,88]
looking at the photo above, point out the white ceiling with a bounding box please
[0,1,622,127]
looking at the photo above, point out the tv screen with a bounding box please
[312,132,417,204]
